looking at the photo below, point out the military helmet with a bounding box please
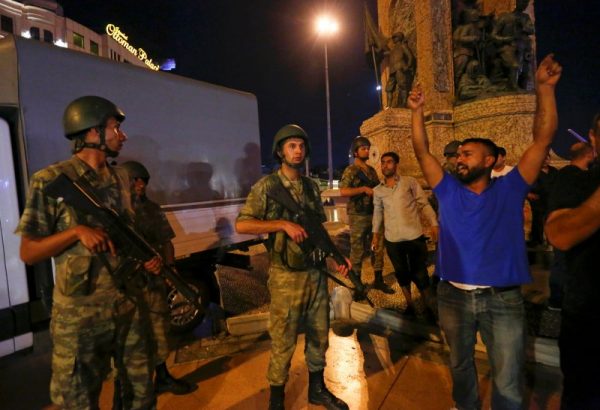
[443,140,461,157]
[351,136,371,154]
[271,124,311,160]
[63,96,125,139]
[121,160,150,182]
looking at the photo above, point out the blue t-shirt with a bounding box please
[433,168,531,286]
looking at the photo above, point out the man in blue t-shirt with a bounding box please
[407,54,562,410]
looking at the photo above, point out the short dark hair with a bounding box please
[497,146,507,157]
[381,151,399,163]
[461,138,499,160]
[569,142,594,160]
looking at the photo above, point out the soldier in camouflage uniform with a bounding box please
[121,160,193,396]
[442,140,461,176]
[339,136,393,294]
[236,124,350,410]
[17,96,160,410]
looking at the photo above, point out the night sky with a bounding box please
[56,0,599,170]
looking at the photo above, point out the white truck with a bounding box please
[0,35,262,357]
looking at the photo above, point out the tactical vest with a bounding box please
[262,173,325,270]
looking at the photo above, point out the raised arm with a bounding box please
[407,85,444,188]
[545,186,600,250]
[517,54,562,184]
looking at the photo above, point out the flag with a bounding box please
[364,2,387,69]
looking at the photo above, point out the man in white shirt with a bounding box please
[491,146,514,178]
[371,151,439,317]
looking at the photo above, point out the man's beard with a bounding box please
[456,163,488,184]
[356,152,369,161]
[382,168,396,177]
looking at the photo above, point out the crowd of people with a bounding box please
[15,52,599,410]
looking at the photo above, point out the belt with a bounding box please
[447,282,519,295]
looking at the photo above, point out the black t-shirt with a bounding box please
[547,165,600,316]
[530,165,558,213]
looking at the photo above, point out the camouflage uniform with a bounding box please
[132,196,175,365]
[339,164,384,279]
[237,171,329,386]
[16,156,155,410]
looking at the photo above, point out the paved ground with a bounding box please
[0,225,563,409]
[0,324,562,410]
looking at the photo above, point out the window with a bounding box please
[1,15,13,33]
[73,32,84,48]
[30,27,40,40]
[90,40,99,55]
[43,30,53,43]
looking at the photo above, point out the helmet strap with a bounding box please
[73,122,119,157]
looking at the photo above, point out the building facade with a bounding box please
[0,0,158,70]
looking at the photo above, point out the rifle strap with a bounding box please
[357,168,376,187]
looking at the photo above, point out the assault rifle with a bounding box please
[266,180,372,304]
[356,169,379,188]
[43,173,203,311]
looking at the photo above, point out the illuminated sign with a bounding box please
[105,24,159,71]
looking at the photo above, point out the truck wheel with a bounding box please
[167,280,210,333]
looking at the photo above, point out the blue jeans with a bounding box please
[437,281,525,410]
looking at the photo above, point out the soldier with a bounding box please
[121,161,193,396]
[339,136,393,293]
[235,124,350,410]
[443,140,462,175]
[17,96,160,409]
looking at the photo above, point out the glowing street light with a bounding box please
[315,15,338,189]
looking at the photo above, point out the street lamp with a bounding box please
[315,15,339,189]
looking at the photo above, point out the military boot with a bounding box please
[308,370,349,410]
[269,384,285,410]
[373,270,394,294]
[155,362,193,395]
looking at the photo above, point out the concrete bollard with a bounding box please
[330,286,353,320]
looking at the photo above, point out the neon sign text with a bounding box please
[106,24,159,71]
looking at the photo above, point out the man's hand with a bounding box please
[282,221,308,244]
[335,257,352,278]
[363,186,374,197]
[76,225,116,256]
[371,233,380,251]
[536,54,562,88]
[429,226,439,243]
[407,84,425,111]
[144,256,163,275]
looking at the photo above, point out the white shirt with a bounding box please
[491,164,514,178]
[372,175,438,242]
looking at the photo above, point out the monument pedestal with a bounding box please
[454,93,536,161]
[360,93,537,182]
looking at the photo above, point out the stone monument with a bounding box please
[361,0,537,184]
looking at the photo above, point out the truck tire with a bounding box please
[167,279,210,334]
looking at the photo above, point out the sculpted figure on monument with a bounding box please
[385,32,416,108]
[453,7,482,89]
[490,0,534,90]
[457,59,493,101]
